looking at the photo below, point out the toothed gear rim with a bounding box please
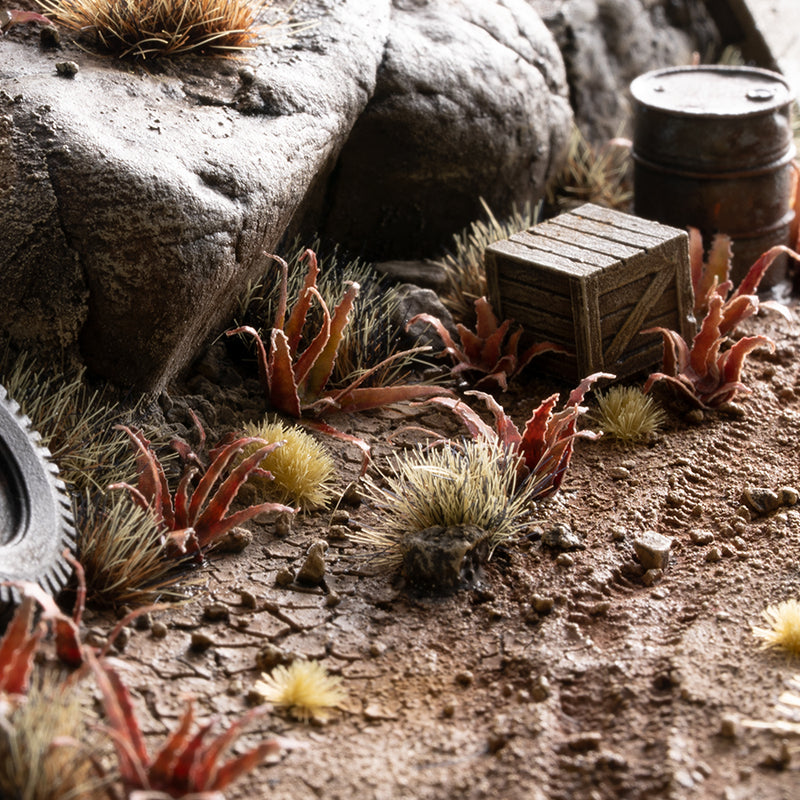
[0,384,75,608]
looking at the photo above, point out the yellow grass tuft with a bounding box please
[593,385,665,441]
[253,660,346,722]
[753,599,800,657]
[36,0,286,58]
[240,418,336,511]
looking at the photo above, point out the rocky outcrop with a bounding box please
[530,0,721,143]
[314,0,573,260]
[0,0,572,390]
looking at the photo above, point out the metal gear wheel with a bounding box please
[0,384,75,610]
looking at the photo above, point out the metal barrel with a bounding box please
[631,65,795,288]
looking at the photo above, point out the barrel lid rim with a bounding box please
[630,65,793,117]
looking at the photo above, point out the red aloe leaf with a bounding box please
[174,468,198,530]
[113,426,174,529]
[519,393,560,471]
[730,245,800,300]
[421,396,499,442]
[207,740,280,791]
[2,9,54,32]
[718,294,759,337]
[268,329,303,417]
[0,595,42,695]
[149,703,197,788]
[196,500,296,548]
[473,296,500,340]
[644,372,707,408]
[292,286,331,388]
[464,390,522,448]
[516,340,568,374]
[283,250,320,354]
[476,319,512,371]
[566,371,614,408]
[226,326,271,398]
[170,715,216,792]
[689,295,724,378]
[330,384,451,415]
[88,653,151,785]
[719,335,775,388]
[190,440,282,537]
[271,253,290,333]
[303,419,372,476]
[190,704,274,790]
[455,323,485,364]
[186,437,272,524]
[688,226,704,308]
[406,313,465,362]
[304,282,360,399]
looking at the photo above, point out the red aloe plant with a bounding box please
[425,372,611,499]
[643,294,774,409]
[88,652,280,799]
[689,228,797,335]
[408,295,566,391]
[0,594,44,696]
[228,250,445,417]
[110,426,295,555]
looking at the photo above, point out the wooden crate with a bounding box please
[484,203,695,381]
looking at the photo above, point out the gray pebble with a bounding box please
[542,522,584,551]
[296,539,328,586]
[55,61,79,77]
[633,531,673,570]
[151,621,168,639]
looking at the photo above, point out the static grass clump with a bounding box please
[36,0,283,57]
[753,599,800,657]
[241,417,336,511]
[253,659,346,722]
[353,439,536,592]
[0,671,101,800]
[593,385,665,441]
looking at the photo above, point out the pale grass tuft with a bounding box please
[593,385,665,441]
[253,660,345,722]
[353,439,535,568]
[36,0,291,58]
[240,418,336,511]
[439,199,536,324]
[0,670,103,800]
[753,599,800,657]
[76,492,187,608]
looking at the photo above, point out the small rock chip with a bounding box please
[112,627,130,651]
[85,628,108,648]
[238,65,256,84]
[641,568,664,586]
[255,644,293,672]
[741,487,782,515]
[327,524,350,542]
[689,529,714,545]
[325,591,341,608]
[633,531,673,570]
[684,409,704,424]
[780,486,799,506]
[238,589,258,609]
[531,675,551,701]
[533,595,555,614]
[609,466,631,480]
[55,61,79,77]
[203,603,229,622]
[705,546,722,563]
[341,483,363,507]
[150,621,168,639]
[40,25,60,47]
[296,540,328,586]
[213,527,252,553]
[566,731,602,752]
[455,670,474,687]
[542,523,584,551]
[274,512,293,537]
[274,567,294,587]
[556,553,574,567]
[190,632,214,652]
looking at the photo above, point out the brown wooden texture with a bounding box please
[484,203,693,381]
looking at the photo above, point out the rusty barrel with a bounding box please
[631,65,795,287]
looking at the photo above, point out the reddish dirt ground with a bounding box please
[80,295,800,800]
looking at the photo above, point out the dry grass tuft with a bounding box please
[753,599,800,657]
[75,492,188,608]
[439,200,536,324]
[593,385,665,441]
[545,124,632,216]
[353,439,535,568]
[0,670,102,800]
[240,417,336,511]
[253,660,346,722]
[36,0,287,58]
[0,354,140,491]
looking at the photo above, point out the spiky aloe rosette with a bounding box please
[425,372,612,498]
[110,426,296,557]
[408,295,566,391]
[643,294,774,409]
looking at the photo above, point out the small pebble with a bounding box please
[542,522,584,551]
[325,591,341,608]
[442,702,456,718]
[190,632,214,652]
[39,25,60,47]
[327,524,350,542]
[238,65,256,84]
[455,670,474,687]
[330,509,350,525]
[642,568,663,586]
[255,644,292,671]
[369,641,386,657]
[135,612,152,630]
[274,512,293,537]
[213,527,252,553]
[296,540,328,586]
[610,525,626,541]
[203,603,229,622]
[112,627,130,651]
[633,531,673,570]
[238,589,258,609]
[274,567,294,587]
[690,529,714,545]
[533,595,555,614]
[85,628,108,648]
[609,466,630,480]
[705,546,722,563]
[341,483,362,507]
[531,675,551,701]
[55,61,79,77]
[556,553,574,567]
[151,621,168,639]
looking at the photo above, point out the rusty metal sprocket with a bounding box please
[0,384,75,609]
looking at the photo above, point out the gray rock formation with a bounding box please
[1,0,572,390]
[530,0,721,143]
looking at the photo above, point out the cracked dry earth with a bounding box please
[86,303,800,800]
